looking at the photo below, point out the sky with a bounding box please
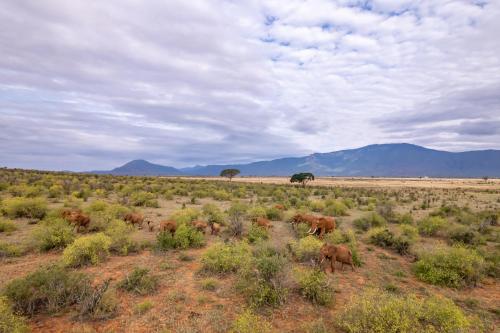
[1,0,499,171]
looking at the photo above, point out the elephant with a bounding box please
[255,217,272,229]
[124,212,144,228]
[308,216,335,238]
[210,222,221,235]
[61,209,90,232]
[159,220,177,235]
[319,243,354,273]
[192,220,208,233]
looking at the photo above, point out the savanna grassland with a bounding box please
[0,168,499,333]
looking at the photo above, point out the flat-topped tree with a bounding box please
[220,169,240,181]
[290,172,315,187]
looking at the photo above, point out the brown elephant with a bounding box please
[308,216,335,238]
[159,220,177,235]
[210,222,221,235]
[319,243,354,273]
[192,220,208,233]
[61,209,90,232]
[124,212,144,228]
[290,213,317,228]
[255,217,272,230]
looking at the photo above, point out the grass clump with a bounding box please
[413,246,485,288]
[118,267,159,295]
[200,278,219,291]
[237,246,288,308]
[31,218,75,251]
[156,223,205,250]
[230,309,272,333]
[247,224,269,243]
[134,300,154,315]
[0,218,17,233]
[337,289,470,333]
[62,233,112,267]
[418,216,447,236]
[2,197,47,219]
[0,296,28,333]
[290,235,324,262]
[2,265,90,316]
[201,241,251,274]
[295,268,333,305]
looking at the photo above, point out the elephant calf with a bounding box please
[319,243,354,273]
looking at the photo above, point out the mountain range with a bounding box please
[89,143,500,177]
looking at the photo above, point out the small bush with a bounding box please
[295,268,333,305]
[447,225,483,246]
[266,206,283,220]
[201,241,251,274]
[0,241,23,258]
[62,233,112,267]
[353,212,386,231]
[170,208,200,224]
[134,300,154,315]
[418,216,447,236]
[230,310,272,333]
[78,280,118,320]
[290,236,323,262]
[295,222,311,238]
[413,246,485,288]
[337,289,470,333]
[2,197,47,219]
[200,278,219,291]
[247,224,269,243]
[156,223,205,250]
[0,218,16,233]
[203,203,225,225]
[227,201,247,237]
[129,191,158,207]
[324,200,348,216]
[32,218,76,251]
[118,267,158,295]
[247,206,267,222]
[0,296,28,333]
[368,228,413,255]
[3,265,90,316]
[104,219,138,255]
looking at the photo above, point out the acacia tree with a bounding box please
[220,168,240,181]
[290,172,315,187]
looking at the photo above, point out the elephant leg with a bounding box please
[330,258,335,273]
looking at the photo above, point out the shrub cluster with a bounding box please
[368,227,413,255]
[2,197,48,219]
[118,267,159,295]
[295,268,333,305]
[413,246,485,288]
[31,218,76,251]
[247,224,269,243]
[104,219,138,255]
[353,212,386,231]
[156,223,204,250]
[0,218,17,233]
[62,233,112,267]
[337,289,470,333]
[201,241,251,274]
[0,242,23,258]
[290,235,323,262]
[230,310,272,333]
[418,216,447,236]
[0,296,28,333]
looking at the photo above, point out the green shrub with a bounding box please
[413,246,485,288]
[79,285,118,320]
[3,265,90,316]
[353,212,386,231]
[309,200,325,212]
[169,208,200,224]
[337,289,470,333]
[203,203,225,225]
[2,197,47,219]
[62,233,112,267]
[237,246,288,308]
[134,300,154,315]
[0,218,16,233]
[247,206,267,222]
[201,241,251,274]
[399,224,419,241]
[266,206,283,220]
[295,268,333,305]
[418,216,447,236]
[129,191,158,207]
[212,189,232,201]
[104,219,138,255]
[447,225,483,246]
[118,267,158,295]
[324,200,348,216]
[230,310,272,333]
[368,228,413,255]
[156,223,205,250]
[295,222,311,238]
[290,236,323,262]
[200,278,219,291]
[247,224,269,243]
[0,242,23,258]
[32,218,76,251]
[0,296,28,333]
[396,212,414,225]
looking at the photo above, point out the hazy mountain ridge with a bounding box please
[90,144,500,177]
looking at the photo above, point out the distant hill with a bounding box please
[89,144,500,177]
[91,159,184,176]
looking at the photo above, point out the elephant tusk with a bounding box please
[311,227,318,234]
[307,228,312,233]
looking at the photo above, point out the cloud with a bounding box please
[0,0,499,170]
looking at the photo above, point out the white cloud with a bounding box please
[0,0,499,170]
